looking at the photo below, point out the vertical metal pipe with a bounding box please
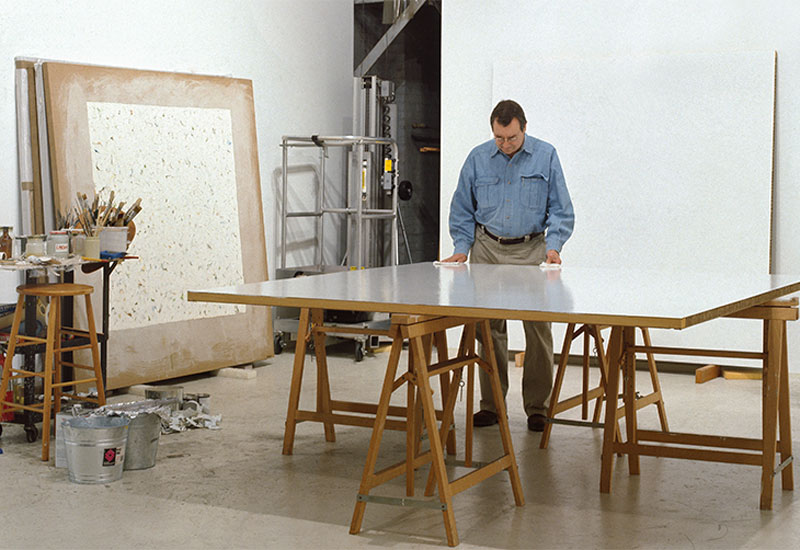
[316,146,326,267]
[15,67,34,236]
[34,62,54,234]
[280,137,289,269]
[355,141,364,268]
[352,76,361,136]
[390,143,399,265]
[368,76,378,138]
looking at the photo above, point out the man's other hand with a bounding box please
[545,250,562,264]
[441,253,467,263]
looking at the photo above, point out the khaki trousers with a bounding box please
[470,228,553,417]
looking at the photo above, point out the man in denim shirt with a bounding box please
[442,99,574,432]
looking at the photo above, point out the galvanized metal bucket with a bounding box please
[63,416,129,484]
[123,412,161,470]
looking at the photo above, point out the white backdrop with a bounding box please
[440,1,800,369]
[492,51,775,361]
[0,0,353,303]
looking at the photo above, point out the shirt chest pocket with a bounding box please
[521,173,548,210]
[474,176,501,209]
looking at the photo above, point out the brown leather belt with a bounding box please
[480,224,543,245]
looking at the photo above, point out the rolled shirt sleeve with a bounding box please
[449,157,478,256]
[544,148,574,253]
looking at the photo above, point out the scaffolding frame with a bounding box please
[279,134,399,271]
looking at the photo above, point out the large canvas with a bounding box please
[42,62,271,388]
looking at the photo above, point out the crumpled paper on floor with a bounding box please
[162,399,222,433]
[76,397,221,433]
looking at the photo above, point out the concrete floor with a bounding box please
[1,342,800,549]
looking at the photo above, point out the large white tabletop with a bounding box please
[187,262,800,329]
[187,262,800,518]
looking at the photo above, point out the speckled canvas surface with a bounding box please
[87,101,245,330]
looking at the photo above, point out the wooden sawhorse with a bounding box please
[600,299,797,510]
[349,315,524,547]
[540,324,669,448]
[282,309,456,455]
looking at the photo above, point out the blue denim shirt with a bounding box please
[448,134,574,256]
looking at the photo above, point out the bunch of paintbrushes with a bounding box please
[67,190,143,236]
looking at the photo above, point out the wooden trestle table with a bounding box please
[188,262,800,544]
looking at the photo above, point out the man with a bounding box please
[442,99,574,432]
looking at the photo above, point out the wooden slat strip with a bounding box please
[294,410,406,431]
[449,456,512,496]
[400,316,476,338]
[630,345,764,360]
[329,399,446,420]
[367,453,434,490]
[636,429,763,450]
[613,442,762,465]
[726,307,798,321]
[313,325,392,337]
[553,386,605,414]
[427,355,479,378]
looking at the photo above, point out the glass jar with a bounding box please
[0,226,12,260]
[47,230,70,258]
[25,234,46,257]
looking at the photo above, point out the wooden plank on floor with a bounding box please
[695,364,721,384]
[722,368,762,380]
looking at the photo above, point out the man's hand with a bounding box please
[441,253,467,263]
[545,249,561,264]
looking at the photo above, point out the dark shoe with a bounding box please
[527,413,547,432]
[473,410,498,427]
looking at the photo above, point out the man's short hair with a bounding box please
[491,100,527,128]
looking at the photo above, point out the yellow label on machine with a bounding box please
[384,159,392,172]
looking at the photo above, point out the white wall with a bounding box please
[0,0,354,302]
[441,0,800,370]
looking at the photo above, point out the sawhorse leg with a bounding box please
[761,318,784,510]
[542,324,667,450]
[282,308,311,455]
[350,318,523,547]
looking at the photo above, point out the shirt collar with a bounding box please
[491,133,533,158]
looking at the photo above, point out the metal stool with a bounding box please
[0,283,106,461]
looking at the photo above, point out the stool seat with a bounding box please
[17,283,94,297]
[1,282,105,461]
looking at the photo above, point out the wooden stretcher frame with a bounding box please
[38,60,271,388]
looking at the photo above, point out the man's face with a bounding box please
[492,118,525,157]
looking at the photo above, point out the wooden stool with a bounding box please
[540,323,669,449]
[0,283,106,461]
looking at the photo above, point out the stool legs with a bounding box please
[40,294,60,460]
[83,294,105,400]
[0,288,106,462]
[0,295,26,416]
